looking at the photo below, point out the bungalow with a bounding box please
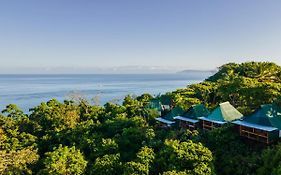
[199,102,243,130]
[147,99,162,115]
[160,95,173,111]
[232,104,281,144]
[147,96,173,116]
[155,106,185,128]
[174,104,210,130]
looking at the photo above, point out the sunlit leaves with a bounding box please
[0,148,39,175]
[41,145,87,175]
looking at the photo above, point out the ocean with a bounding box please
[0,74,207,112]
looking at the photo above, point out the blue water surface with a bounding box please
[0,74,207,112]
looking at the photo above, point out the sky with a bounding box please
[1,0,281,73]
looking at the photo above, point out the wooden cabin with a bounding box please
[147,99,162,115]
[199,102,243,130]
[174,104,210,130]
[232,104,281,144]
[160,95,174,111]
[155,117,175,128]
[155,106,184,128]
[200,118,226,130]
[147,95,173,116]
[174,116,199,130]
[232,120,278,144]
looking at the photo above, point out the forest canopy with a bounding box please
[1,62,281,175]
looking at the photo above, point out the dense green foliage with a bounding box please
[171,62,281,114]
[1,62,281,174]
[40,145,87,175]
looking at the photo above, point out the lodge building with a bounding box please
[232,104,281,144]
[151,96,281,144]
[155,107,184,128]
[173,104,210,130]
[199,102,243,130]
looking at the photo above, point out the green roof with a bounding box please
[162,106,185,121]
[182,104,210,119]
[147,99,162,111]
[243,104,281,130]
[206,102,243,122]
[147,95,173,111]
[160,95,173,106]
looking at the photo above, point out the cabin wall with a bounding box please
[200,120,223,130]
[177,120,198,130]
[156,122,171,128]
[269,130,279,143]
[238,125,278,144]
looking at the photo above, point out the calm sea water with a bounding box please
[0,74,207,112]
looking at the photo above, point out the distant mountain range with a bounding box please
[0,66,217,74]
[177,69,216,79]
[177,69,216,74]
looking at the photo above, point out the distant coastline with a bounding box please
[177,69,216,74]
[0,66,217,74]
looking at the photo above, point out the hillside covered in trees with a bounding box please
[1,62,281,175]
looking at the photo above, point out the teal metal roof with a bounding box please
[182,104,210,119]
[160,95,173,106]
[173,116,199,123]
[232,120,278,132]
[147,99,162,111]
[199,117,227,124]
[242,104,281,130]
[155,117,175,125]
[162,106,185,121]
[203,102,243,122]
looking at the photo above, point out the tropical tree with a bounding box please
[124,146,155,175]
[0,148,39,175]
[91,154,121,175]
[41,145,87,175]
[157,139,214,175]
[258,143,281,175]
